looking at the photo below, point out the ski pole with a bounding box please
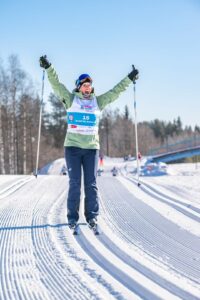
[35,69,45,178]
[132,65,141,186]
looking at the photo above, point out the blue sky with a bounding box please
[0,0,200,127]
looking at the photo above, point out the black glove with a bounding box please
[128,65,139,81]
[39,55,51,69]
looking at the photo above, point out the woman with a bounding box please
[39,55,139,229]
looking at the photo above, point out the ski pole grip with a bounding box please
[132,64,136,71]
[132,65,136,84]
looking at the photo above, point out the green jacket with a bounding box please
[47,65,132,149]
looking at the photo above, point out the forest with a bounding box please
[0,55,200,174]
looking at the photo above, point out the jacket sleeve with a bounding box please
[96,76,132,111]
[46,65,73,109]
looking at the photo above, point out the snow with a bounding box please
[0,157,200,299]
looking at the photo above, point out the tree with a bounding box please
[124,105,130,120]
[46,93,67,148]
[149,119,166,143]
[194,125,200,133]
[173,116,182,135]
[0,55,40,174]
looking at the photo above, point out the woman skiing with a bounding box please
[39,55,139,230]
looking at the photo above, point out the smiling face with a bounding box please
[79,82,92,96]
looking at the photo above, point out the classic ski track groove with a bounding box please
[1,198,40,300]
[76,226,179,300]
[0,174,200,299]
[138,177,200,215]
[47,186,140,300]
[98,177,200,286]
[129,176,200,222]
[0,175,25,191]
[0,177,102,300]
[121,175,200,247]
[97,228,198,300]
[119,167,200,219]
[29,177,101,300]
[50,179,199,299]
[0,176,33,200]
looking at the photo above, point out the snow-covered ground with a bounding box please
[0,157,200,299]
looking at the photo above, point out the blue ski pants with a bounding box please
[64,147,99,223]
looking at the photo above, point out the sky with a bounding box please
[0,0,200,128]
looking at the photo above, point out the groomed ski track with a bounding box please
[0,171,200,299]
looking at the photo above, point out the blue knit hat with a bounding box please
[75,74,92,89]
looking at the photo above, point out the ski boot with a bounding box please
[88,218,99,235]
[68,220,78,235]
